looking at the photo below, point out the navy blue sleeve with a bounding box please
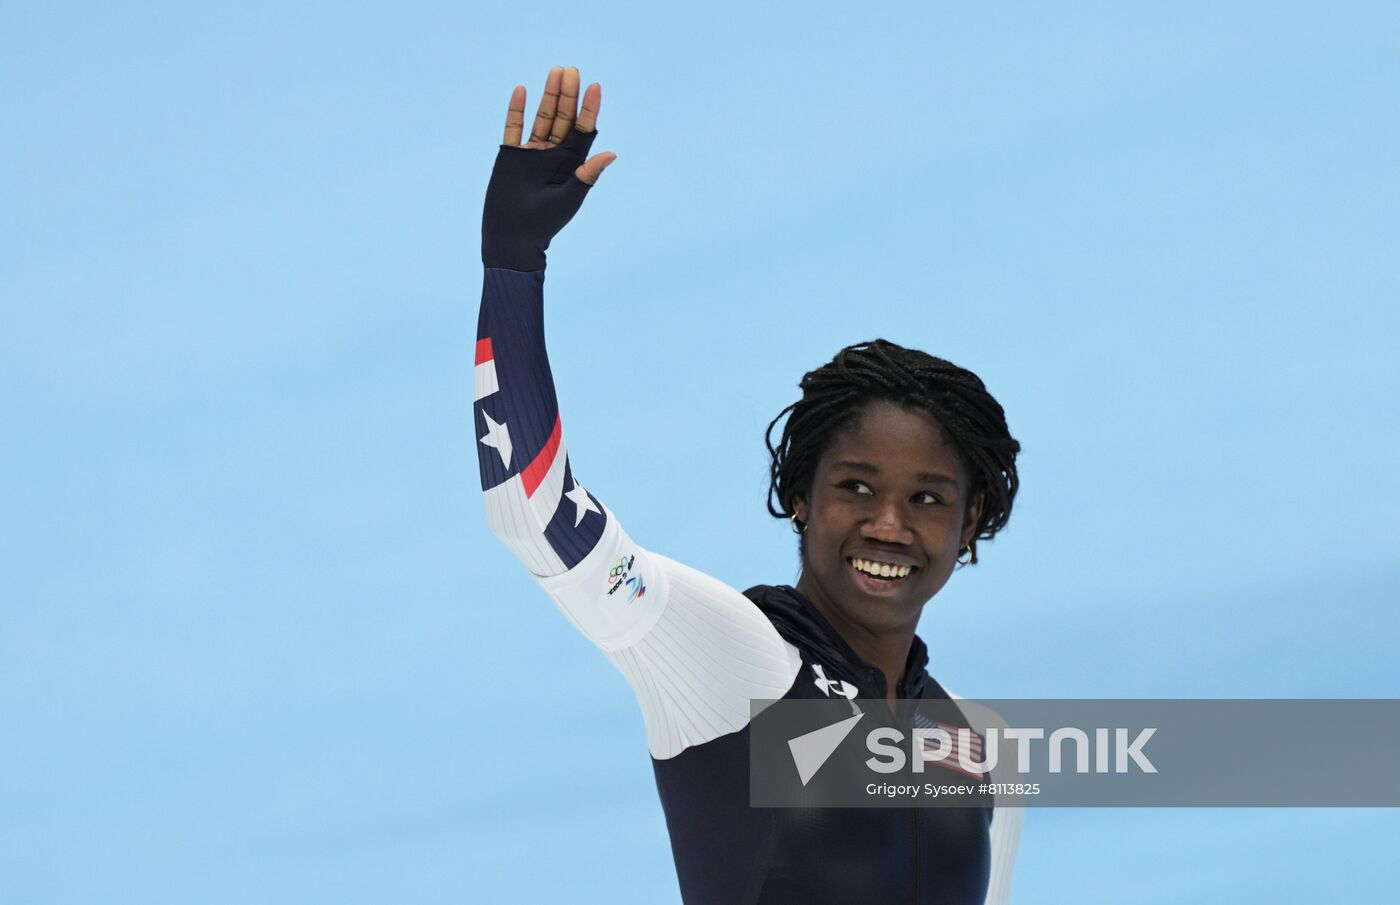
[473,267,607,575]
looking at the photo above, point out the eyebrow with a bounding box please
[830,460,960,486]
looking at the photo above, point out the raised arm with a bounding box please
[476,69,615,578]
[475,68,800,757]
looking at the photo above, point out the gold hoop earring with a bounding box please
[956,545,972,565]
[790,514,806,535]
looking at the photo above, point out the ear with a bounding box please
[791,493,809,524]
[959,490,985,549]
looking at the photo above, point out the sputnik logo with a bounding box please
[787,712,865,786]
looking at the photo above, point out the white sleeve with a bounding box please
[983,801,1023,904]
[533,507,802,759]
[473,266,799,758]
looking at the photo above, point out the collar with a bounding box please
[743,583,933,699]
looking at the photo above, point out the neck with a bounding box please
[794,574,918,702]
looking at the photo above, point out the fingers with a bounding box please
[503,85,526,145]
[511,67,598,149]
[575,151,617,186]
[575,82,601,133]
[526,66,563,147]
[549,66,580,145]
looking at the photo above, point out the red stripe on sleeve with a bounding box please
[475,337,494,365]
[521,414,563,498]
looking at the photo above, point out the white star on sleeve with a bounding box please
[564,478,601,526]
[479,411,513,468]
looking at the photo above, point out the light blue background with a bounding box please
[3,2,1397,903]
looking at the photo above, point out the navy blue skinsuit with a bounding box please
[654,584,991,905]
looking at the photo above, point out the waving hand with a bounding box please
[483,66,617,271]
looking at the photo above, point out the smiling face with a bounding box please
[791,400,984,638]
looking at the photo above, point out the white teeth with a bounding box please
[852,558,913,580]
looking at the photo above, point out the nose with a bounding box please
[860,498,914,545]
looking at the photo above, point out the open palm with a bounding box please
[502,66,615,185]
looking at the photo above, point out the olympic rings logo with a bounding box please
[606,554,647,604]
[607,555,633,585]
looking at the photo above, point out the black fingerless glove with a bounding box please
[481,127,599,271]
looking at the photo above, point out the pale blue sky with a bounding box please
[2,2,1398,903]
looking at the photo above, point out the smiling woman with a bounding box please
[794,401,991,671]
[771,343,1022,697]
[475,65,1023,905]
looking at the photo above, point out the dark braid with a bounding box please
[764,339,1020,565]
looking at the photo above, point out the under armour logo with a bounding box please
[812,664,858,699]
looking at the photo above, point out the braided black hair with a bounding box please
[764,339,1020,565]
